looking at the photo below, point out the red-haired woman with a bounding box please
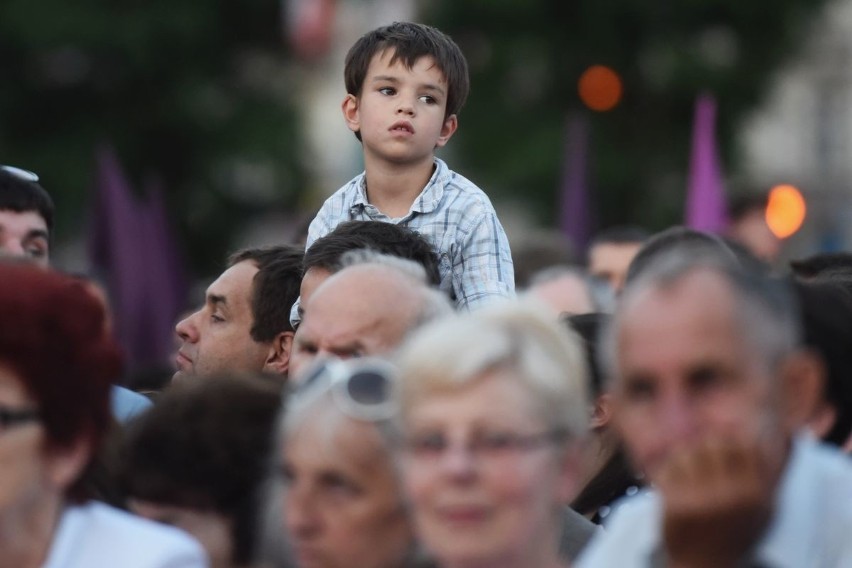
[0,263,207,567]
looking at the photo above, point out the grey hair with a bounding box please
[339,248,429,284]
[395,299,590,443]
[338,248,454,339]
[600,246,800,384]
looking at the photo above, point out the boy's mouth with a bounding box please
[389,121,414,134]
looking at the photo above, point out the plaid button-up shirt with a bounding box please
[306,158,515,310]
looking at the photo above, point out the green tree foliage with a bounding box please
[426,0,828,231]
[0,0,303,274]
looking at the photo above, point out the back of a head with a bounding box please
[564,312,611,398]
[305,220,441,286]
[790,252,852,280]
[793,279,852,446]
[0,167,54,232]
[119,375,282,565]
[396,300,589,442]
[229,244,304,338]
[624,226,737,286]
[344,22,469,119]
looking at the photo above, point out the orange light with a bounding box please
[766,184,806,239]
[578,65,623,112]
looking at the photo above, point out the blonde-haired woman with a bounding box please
[395,300,593,568]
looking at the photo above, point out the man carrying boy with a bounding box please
[306,22,514,309]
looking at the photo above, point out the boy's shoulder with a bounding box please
[420,158,498,215]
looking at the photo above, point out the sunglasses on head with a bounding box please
[0,165,39,183]
[294,357,397,422]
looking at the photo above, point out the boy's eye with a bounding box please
[379,87,396,95]
[419,95,437,104]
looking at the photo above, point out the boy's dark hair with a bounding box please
[117,375,281,566]
[0,168,55,232]
[228,245,304,339]
[305,220,441,286]
[344,22,469,124]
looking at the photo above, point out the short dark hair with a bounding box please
[790,252,852,280]
[727,193,768,223]
[228,245,304,340]
[118,375,281,566]
[305,220,441,286]
[590,225,650,248]
[344,21,469,121]
[0,169,55,233]
[793,279,852,446]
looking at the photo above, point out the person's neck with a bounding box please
[443,523,566,568]
[362,154,436,219]
[0,494,64,568]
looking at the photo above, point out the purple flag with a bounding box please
[685,94,728,233]
[558,114,594,255]
[89,146,187,372]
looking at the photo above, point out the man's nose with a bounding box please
[0,240,26,258]
[175,312,199,343]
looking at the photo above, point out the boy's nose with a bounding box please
[396,102,415,116]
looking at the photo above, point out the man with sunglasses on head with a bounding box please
[289,250,452,381]
[0,165,53,267]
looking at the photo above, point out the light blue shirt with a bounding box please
[577,435,852,568]
[306,158,515,310]
[111,385,153,422]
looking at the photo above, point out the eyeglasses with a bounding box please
[0,165,40,183]
[403,429,567,464]
[0,406,40,432]
[293,357,397,422]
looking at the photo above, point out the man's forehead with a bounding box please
[0,209,48,232]
[206,261,258,302]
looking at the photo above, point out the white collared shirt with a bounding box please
[577,435,852,568]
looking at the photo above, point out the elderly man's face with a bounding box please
[611,270,788,482]
[289,267,417,381]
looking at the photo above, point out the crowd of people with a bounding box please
[0,20,850,568]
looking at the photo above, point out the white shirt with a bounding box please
[43,501,208,568]
[577,435,852,568]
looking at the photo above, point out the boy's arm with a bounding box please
[453,210,515,310]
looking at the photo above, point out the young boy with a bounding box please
[306,22,514,310]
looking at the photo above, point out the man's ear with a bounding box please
[779,349,824,432]
[590,392,613,430]
[435,114,458,148]
[264,331,295,376]
[342,94,361,134]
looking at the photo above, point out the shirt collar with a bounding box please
[756,434,820,567]
[350,158,448,215]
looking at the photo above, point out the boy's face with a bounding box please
[343,50,458,167]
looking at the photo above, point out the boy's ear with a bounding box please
[435,114,458,148]
[342,94,361,134]
[263,331,294,376]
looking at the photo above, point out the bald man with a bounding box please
[289,251,451,381]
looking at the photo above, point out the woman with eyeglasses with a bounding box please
[262,357,419,568]
[0,263,207,567]
[394,301,592,568]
